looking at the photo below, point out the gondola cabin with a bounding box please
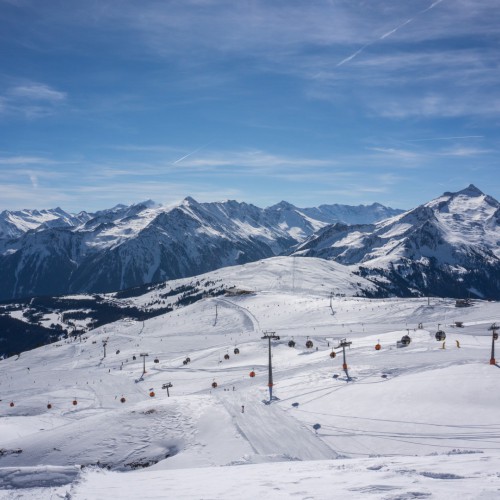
[329,351,336,358]
[249,371,256,378]
[306,340,314,349]
[288,340,296,348]
[435,330,446,341]
[375,343,381,351]
[154,358,159,363]
[224,354,230,360]
[212,381,218,389]
[120,397,126,403]
[400,335,411,345]
[149,391,155,397]
[234,348,240,354]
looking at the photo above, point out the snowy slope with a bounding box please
[0,256,380,356]
[1,258,499,498]
[294,185,500,299]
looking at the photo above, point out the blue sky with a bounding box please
[1,0,499,212]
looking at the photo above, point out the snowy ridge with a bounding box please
[0,207,90,241]
[0,257,499,498]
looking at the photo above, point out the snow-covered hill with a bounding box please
[0,198,401,300]
[0,257,381,357]
[294,185,500,299]
[1,257,499,498]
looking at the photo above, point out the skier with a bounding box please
[241,405,245,413]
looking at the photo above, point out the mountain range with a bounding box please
[0,198,401,301]
[0,185,499,305]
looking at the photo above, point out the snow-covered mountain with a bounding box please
[294,185,500,299]
[0,198,401,300]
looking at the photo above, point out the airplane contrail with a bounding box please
[336,0,446,67]
[380,19,412,40]
[422,0,444,14]
[172,142,212,165]
[337,43,372,67]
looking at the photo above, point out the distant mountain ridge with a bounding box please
[0,198,402,300]
[293,185,500,299]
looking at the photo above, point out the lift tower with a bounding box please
[261,331,280,403]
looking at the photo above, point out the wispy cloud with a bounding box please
[8,84,66,102]
[0,155,58,165]
[404,136,484,143]
[0,82,67,119]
